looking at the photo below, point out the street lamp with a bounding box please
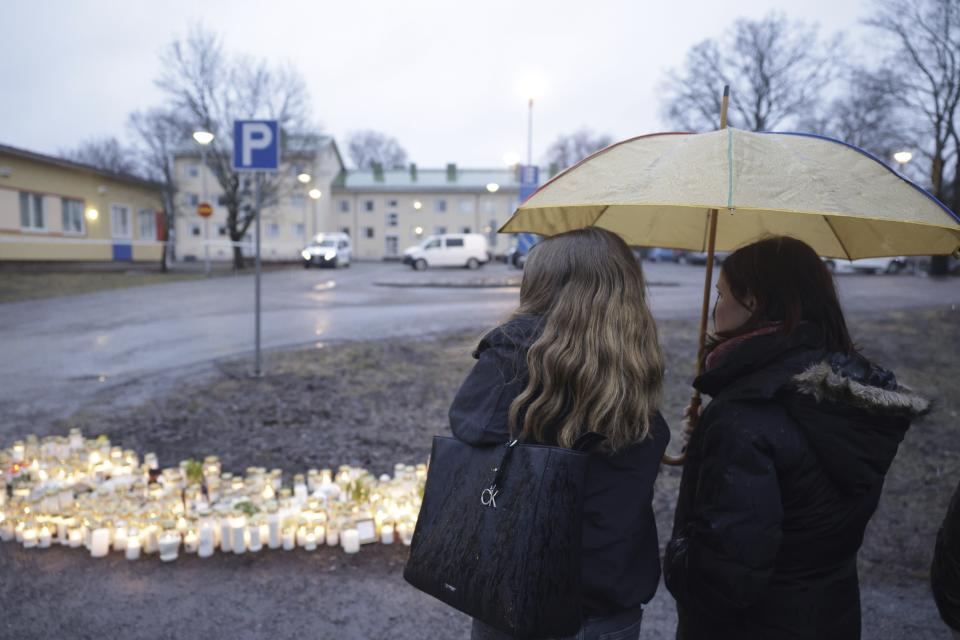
[518,74,544,166]
[85,208,99,222]
[486,183,500,193]
[192,130,215,275]
[893,150,913,175]
[297,172,311,184]
[413,200,423,210]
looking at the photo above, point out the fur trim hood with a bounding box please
[792,358,931,419]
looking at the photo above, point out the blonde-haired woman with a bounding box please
[450,227,669,640]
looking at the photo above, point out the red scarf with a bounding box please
[704,323,784,372]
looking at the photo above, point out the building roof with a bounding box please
[0,143,165,191]
[332,167,532,193]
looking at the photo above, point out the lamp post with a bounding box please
[519,75,544,166]
[192,130,215,275]
[308,188,322,238]
[297,172,311,244]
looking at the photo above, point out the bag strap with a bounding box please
[481,439,519,508]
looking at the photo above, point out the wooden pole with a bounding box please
[662,85,729,466]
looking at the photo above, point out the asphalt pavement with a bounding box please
[0,260,957,430]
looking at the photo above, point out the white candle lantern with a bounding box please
[247,522,262,553]
[198,524,215,558]
[158,531,180,562]
[342,528,360,554]
[38,526,52,548]
[282,527,296,551]
[184,530,199,554]
[90,528,110,557]
[125,534,141,560]
[381,524,395,545]
[230,516,247,554]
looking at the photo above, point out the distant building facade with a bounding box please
[330,163,524,260]
[0,144,165,263]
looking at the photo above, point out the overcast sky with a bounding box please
[0,0,869,168]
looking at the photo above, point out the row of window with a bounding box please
[19,191,157,239]
[338,198,501,215]
[186,222,308,239]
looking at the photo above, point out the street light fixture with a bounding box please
[309,188,321,200]
[413,200,423,210]
[192,130,214,145]
[486,183,500,193]
[893,151,913,164]
[298,172,312,184]
[85,208,99,222]
[192,130,215,276]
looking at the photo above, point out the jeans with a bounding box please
[470,607,643,640]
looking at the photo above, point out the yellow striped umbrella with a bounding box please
[501,128,960,259]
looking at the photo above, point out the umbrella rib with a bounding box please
[823,215,852,260]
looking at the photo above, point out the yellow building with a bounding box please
[0,144,165,263]
[331,163,527,260]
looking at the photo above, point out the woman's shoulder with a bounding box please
[475,314,544,355]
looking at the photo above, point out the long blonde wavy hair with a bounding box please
[507,227,664,452]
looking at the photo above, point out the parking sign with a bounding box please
[233,120,280,171]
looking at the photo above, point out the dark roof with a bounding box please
[0,143,165,191]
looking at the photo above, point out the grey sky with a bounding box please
[0,0,868,168]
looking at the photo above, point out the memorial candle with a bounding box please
[342,528,360,554]
[90,528,110,557]
[125,533,141,560]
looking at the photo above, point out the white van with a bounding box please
[301,232,352,268]
[403,233,490,270]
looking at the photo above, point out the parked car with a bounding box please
[402,233,490,270]
[506,233,540,270]
[822,256,906,274]
[684,250,731,265]
[301,232,351,268]
[646,247,687,263]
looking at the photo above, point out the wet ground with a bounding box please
[2,302,958,639]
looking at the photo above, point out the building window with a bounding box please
[19,192,44,230]
[218,225,228,236]
[386,212,398,227]
[435,226,447,234]
[340,227,351,236]
[138,209,157,240]
[190,223,201,237]
[386,236,399,255]
[291,194,306,208]
[61,198,85,234]
[364,227,374,239]
[339,200,350,213]
[483,199,496,214]
[294,223,305,238]
[187,193,199,207]
[458,198,474,214]
[266,223,280,238]
[387,199,398,208]
[435,199,447,213]
[185,164,199,178]
[364,200,374,212]
[110,205,131,238]
[461,226,471,234]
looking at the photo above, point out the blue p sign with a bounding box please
[233,120,280,171]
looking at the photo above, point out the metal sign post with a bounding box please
[233,120,280,379]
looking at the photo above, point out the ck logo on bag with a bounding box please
[480,485,499,508]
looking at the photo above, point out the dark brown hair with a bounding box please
[714,236,854,353]
[507,227,664,451]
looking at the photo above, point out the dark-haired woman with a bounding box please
[450,227,669,640]
[665,236,930,639]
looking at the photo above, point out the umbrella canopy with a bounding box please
[501,128,960,259]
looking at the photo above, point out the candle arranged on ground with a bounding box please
[0,431,426,562]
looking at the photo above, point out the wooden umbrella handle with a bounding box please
[661,85,729,467]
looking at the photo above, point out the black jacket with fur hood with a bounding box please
[665,323,929,640]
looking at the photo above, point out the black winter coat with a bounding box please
[932,479,960,632]
[665,324,929,640]
[449,314,670,618]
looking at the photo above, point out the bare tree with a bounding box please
[129,108,192,272]
[799,68,911,162]
[61,136,140,175]
[545,128,613,170]
[867,0,960,274]
[156,26,319,269]
[662,14,842,132]
[346,130,408,169]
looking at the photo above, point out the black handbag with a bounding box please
[403,433,605,639]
